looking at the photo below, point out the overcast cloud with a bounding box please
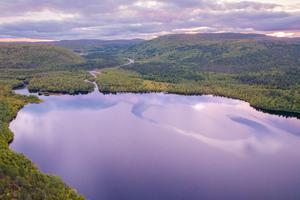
[0,0,299,40]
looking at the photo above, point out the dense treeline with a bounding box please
[82,54,127,69]
[125,62,300,91]
[97,68,300,116]
[96,69,172,93]
[236,69,300,89]
[94,68,179,93]
[124,62,204,83]
[28,71,94,95]
[0,68,95,95]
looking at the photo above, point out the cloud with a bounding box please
[267,32,295,37]
[0,0,299,40]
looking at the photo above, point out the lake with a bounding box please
[10,88,300,200]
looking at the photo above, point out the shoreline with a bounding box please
[8,85,300,199]
[5,88,84,199]
[100,90,300,120]
[15,85,300,120]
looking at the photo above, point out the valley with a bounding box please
[0,33,300,199]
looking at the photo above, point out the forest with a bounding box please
[117,33,300,115]
[0,33,300,198]
[28,71,94,95]
[0,44,84,69]
[97,68,300,116]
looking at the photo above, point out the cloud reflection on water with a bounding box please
[10,89,300,200]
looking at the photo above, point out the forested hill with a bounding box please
[115,33,300,115]
[45,39,144,69]
[0,44,84,69]
[125,33,300,73]
[47,39,144,51]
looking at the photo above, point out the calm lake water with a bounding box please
[10,88,300,200]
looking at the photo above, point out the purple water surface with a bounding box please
[10,89,300,200]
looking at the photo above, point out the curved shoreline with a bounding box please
[98,90,300,120]
[4,89,84,199]
[9,86,300,200]
[16,84,300,120]
[8,85,299,199]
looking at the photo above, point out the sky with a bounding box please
[0,0,299,41]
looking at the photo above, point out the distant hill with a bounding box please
[1,34,299,72]
[50,38,144,46]
[125,33,300,73]
[0,44,84,69]
[43,39,144,69]
[0,39,144,70]
[46,39,145,53]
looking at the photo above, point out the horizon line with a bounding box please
[0,32,299,43]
